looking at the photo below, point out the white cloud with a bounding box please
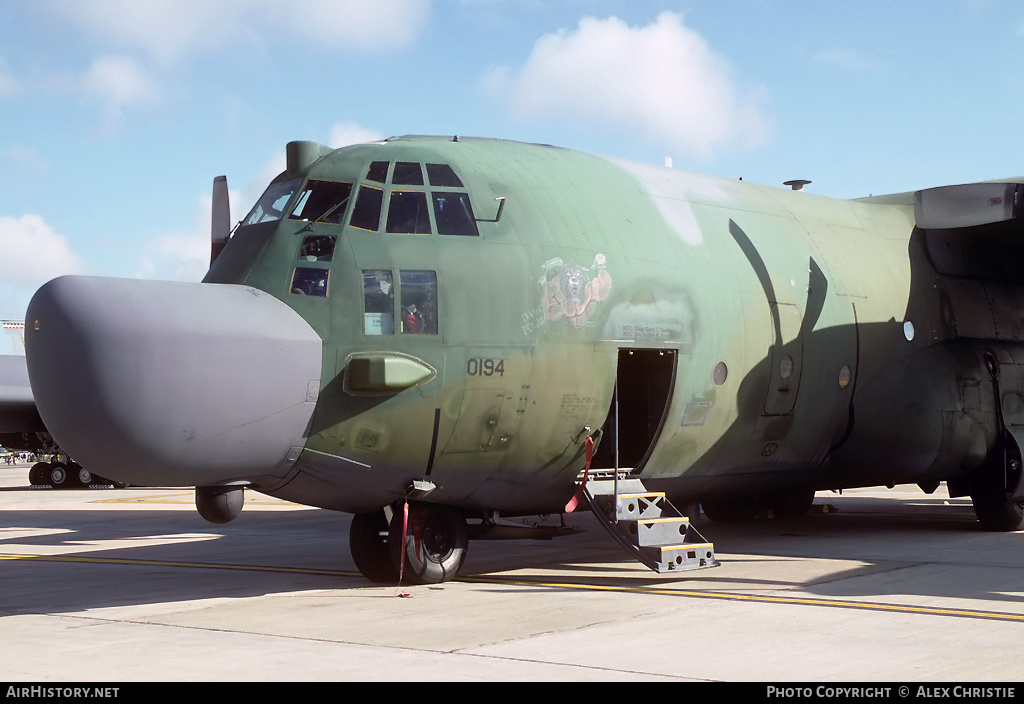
[131,121,387,285]
[0,57,19,97]
[132,229,210,283]
[483,12,770,159]
[130,190,216,283]
[0,215,88,317]
[83,55,162,127]
[288,0,429,49]
[0,146,47,174]
[329,122,385,148]
[39,0,430,65]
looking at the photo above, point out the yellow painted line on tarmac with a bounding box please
[4,551,1023,623]
[92,492,302,506]
[93,492,195,504]
[460,574,1024,622]
[0,552,349,577]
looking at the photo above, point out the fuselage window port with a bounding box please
[242,177,300,226]
[386,191,431,234]
[432,192,478,236]
[392,162,424,185]
[400,270,438,334]
[350,185,383,232]
[289,180,353,225]
[362,270,394,334]
[365,161,389,183]
[291,267,329,297]
[426,164,464,187]
[298,235,336,262]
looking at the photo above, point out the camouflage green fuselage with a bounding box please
[204,136,1017,515]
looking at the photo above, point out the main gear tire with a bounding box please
[48,462,70,488]
[971,479,1024,531]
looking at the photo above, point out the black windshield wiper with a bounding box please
[314,194,351,224]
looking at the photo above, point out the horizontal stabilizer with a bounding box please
[915,182,1022,229]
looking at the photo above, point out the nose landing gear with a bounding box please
[349,502,468,585]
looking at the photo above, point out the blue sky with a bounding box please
[2,0,1024,320]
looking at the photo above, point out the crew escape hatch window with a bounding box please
[287,179,351,297]
[291,234,336,297]
[362,269,438,335]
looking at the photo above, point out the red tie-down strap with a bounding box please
[564,436,594,513]
[395,500,413,597]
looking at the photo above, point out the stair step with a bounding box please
[633,517,692,546]
[580,476,718,575]
[650,542,717,572]
[616,494,672,521]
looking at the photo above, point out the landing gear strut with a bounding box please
[349,503,469,585]
[701,487,816,522]
[973,352,1024,531]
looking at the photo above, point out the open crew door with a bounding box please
[591,348,676,472]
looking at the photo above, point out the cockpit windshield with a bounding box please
[289,180,353,225]
[242,177,301,226]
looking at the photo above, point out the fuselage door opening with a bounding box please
[591,348,676,473]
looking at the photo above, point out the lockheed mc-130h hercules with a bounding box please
[23,135,1024,584]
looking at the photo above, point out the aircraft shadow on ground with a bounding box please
[2,492,1021,614]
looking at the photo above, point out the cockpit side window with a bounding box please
[400,271,438,334]
[386,191,431,234]
[362,270,394,334]
[432,192,478,236]
[242,177,301,226]
[298,235,336,262]
[291,267,329,297]
[289,180,353,224]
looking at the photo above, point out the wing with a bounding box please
[0,354,44,450]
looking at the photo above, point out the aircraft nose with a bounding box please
[25,276,323,487]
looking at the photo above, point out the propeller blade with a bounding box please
[210,175,230,267]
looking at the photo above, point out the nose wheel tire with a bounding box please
[389,504,468,585]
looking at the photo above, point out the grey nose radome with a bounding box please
[26,276,323,487]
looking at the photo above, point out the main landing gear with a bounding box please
[349,503,468,585]
[29,459,114,488]
[972,352,1024,531]
[970,432,1024,532]
[701,487,816,523]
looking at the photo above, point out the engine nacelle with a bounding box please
[196,485,245,524]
